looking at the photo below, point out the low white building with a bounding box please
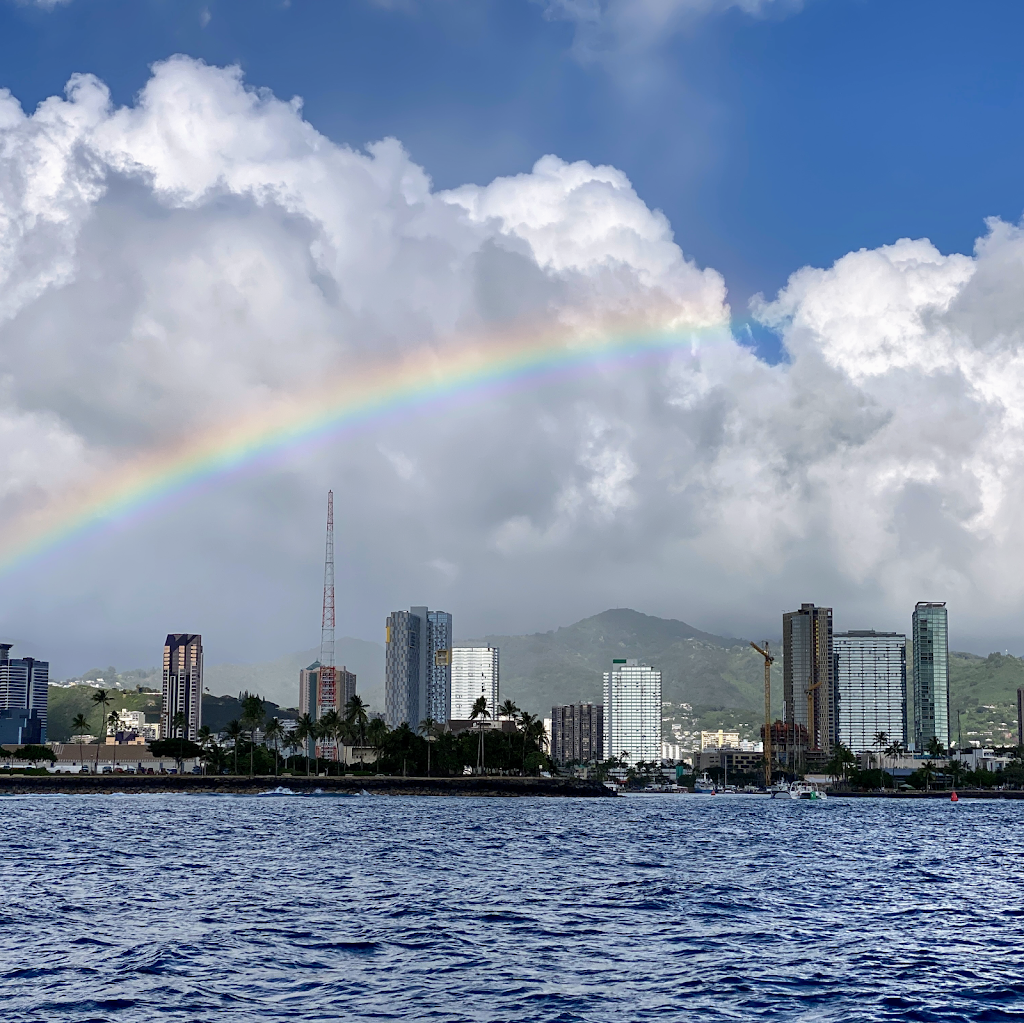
[49,744,200,774]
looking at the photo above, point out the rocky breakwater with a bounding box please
[0,774,616,797]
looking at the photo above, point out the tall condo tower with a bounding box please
[318,491,337,758]
[385,606,452,728]
[835,630,907,753]
[603,659,661,766]
[551,703,604,765]
[782,603,836,755]
[451,646,499,720]
[161,635,202,741]
[912,602,949,750]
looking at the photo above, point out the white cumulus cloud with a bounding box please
[0,54,1022,675]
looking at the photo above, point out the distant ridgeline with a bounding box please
[42,610,1024,746]
[467,609,1024,747]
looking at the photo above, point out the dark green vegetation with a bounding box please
[174,696,552,780]
[47,686,161,741]
[948,652,1024,746]
[471,608,783,722]
[47,687,293,741]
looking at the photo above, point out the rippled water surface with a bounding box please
[3,793,1024,1022]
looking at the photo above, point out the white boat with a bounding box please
[694,773,717,793]
[789,781,827,800]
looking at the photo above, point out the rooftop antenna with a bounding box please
[318,491,336,756]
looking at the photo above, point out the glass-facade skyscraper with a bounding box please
[603,659,661,766]
[835,631,906,753]
[912,602,949,750]
[385,607,452,728]
[0,643,48,744]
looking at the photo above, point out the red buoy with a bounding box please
[951,791,959,803]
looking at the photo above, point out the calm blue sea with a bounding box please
[2,792,1023,1022]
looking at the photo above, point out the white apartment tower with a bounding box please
[603,658,662,766]
[450,646,499,720]
[161,634,203,742]
[835,630,907,754]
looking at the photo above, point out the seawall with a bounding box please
[0,774,615,797]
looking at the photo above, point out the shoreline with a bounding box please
[0,774,615,797]
[834,788,1024,799]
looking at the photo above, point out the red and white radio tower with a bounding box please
[317,490,337,758]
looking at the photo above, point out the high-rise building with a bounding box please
[783,604,836,754]
[451,646,499,720]
[550,703,604,765]
[299,662,319,721]
[299,662,357,719]
[420,608,452,724]
[912,602,949,750]
[385,607,451,728]
[835,631,907,754]
[603,659,661,766]
[0,644,48,744]
[299,660,356,756]
[161,634,203,742]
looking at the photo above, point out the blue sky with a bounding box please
[3,0,1024,330]
[5,0,1024,674]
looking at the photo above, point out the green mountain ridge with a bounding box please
[470,608,784,718]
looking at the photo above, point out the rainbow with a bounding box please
[0,317,741,575]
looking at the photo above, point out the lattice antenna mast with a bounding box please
[320,490,335,671]
[317,491,338,762]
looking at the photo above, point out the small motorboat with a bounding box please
[789,781,827,800]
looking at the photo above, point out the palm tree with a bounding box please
[367,717,388,769]
[873,731,889,787]
[91,688,111,772]
[71,713,90,772]
[884,740,904,789]
[925,735,946,760]
[921,759,936,791]
[294,714,315,776]
[517,711,536,774]
[345,695,370,746]
[240,694,265,776]
[283,728,300,772]
[419,718,439,777]
[470,696,491,773]
[108,711,122,771]
[264,718,284,776]
[826,742,855,787]
[224,719,243,774]
[499,699,518,723]
[197,725,214,775]
[172,711,188,772]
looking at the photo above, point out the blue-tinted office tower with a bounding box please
[0,643,48,744]
[912,602,949,750]
[384,607,452,728]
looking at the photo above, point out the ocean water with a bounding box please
[2,792,1024,1022]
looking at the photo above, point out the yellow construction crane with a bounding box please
[750,641,773,787]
